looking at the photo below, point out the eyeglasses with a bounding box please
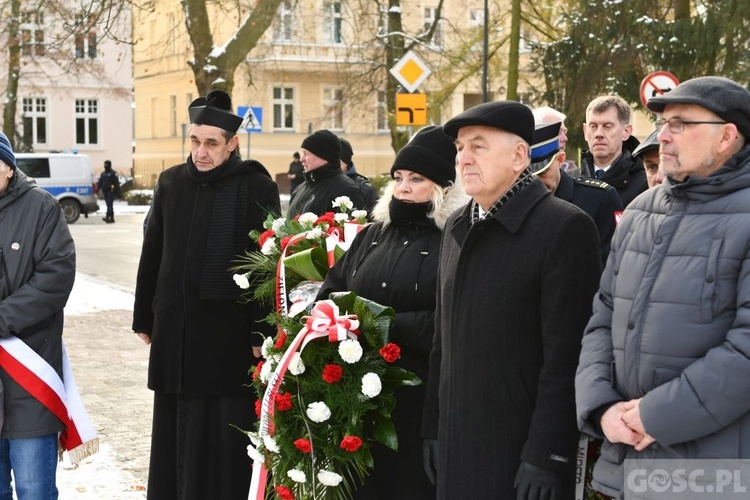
[655,117,727,134]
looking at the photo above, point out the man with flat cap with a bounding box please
[421,101,601,499]
[287,129,366,218]
[133,89,280,499]
[530,121,623,266]
[576,76,750,498]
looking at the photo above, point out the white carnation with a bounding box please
[261,238,277,255]
[247,444,264,462]
[338,339,363,364]
[272,217,286,232]
[261,336,274,358]
[263,434,280,453]
[306,226,324,239]
[259,358,275,383]
[306,401,331,423]
[361,372,382,399]
[333,196,353,211]
[232,273,250,289]
[351,210,368,221]
[298,212,318,226]
[289,352,306,375]
[318,470,343,486]
[334,213,349,223]
[287,469,307,483]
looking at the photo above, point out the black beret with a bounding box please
[189,89,243,132]
[647,76,750,138]
[530,122,561,175]
[443,101,535,145]
[301,130,341,163]
[339,138,354,167]
[632,130,659,159]
[390,125,456,187]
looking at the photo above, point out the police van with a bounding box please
[15,153,99,224]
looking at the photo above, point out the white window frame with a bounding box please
[22,97,48,146]
[20,12,45,57]
[423,7,443,48]
[274,0,295,42]
[324,1,343,44]
[323,87,344,130]
[273,87,295,131]
[75,98,99,146]
[377,91,389,132]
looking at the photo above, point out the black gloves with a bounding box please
[422,439,438,486]
[514,461,568,500]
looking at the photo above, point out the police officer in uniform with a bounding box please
[530,122,623,266]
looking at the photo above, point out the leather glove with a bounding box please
[514,461,567,500]
[422,439,438,486]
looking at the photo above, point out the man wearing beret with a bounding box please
[421,101,601,499]
[287,129,366,218]
[0,132,77,498]
[576,76,750,497]
[133,90,280,498]
[530,120,623,266]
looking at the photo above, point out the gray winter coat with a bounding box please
[576,145,750,498]
[0,169,75,438]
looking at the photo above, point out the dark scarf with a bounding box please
[302,162,342,184]
[186,153,250,300]
[471,168,534,225]
[388,197,435,230]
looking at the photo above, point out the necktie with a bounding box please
[595,169,605,180]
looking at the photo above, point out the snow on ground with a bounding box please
[65,273,135,316]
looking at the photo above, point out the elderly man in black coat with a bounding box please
[133,90,280,499]
[422,101,602,500]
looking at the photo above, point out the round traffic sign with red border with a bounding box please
[640,71,680,109]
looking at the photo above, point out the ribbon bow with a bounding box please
[301,300,359,351]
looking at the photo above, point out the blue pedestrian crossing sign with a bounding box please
[238,106,263,133]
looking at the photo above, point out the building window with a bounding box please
[323,88,343,130]
[75,30,97,59]
[273,87,294,130]
[324,1,343,44]
[21,12,45,57]
[423,7,443,48]
[274,0,295,42]
[377,91,389,132]
[75,99,99,145]
[22,97,47,146]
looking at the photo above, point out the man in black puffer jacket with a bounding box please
[287,129,366,218]
[580,95,648,207]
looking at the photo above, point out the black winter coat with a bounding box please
[287,163,367,218]
[580,140,648,208]
[133,156,280,396]
[422,179,601,499]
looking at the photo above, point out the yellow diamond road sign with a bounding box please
[390,51,432,93]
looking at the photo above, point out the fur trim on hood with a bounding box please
[371,175,469,230]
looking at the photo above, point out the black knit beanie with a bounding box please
[339,138,354,167]
[301,130,341,163]
[390,126,456,187]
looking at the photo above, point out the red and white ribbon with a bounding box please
[248,300,360,499]
[0,336,98,464]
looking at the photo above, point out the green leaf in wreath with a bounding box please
[283,246,329,281]
[372,413,398,451]
[383,365,422,386]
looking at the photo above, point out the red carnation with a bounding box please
[280,235,294,250]
[322,364,343,383]
[252,360,264,381]
[274,331,287,349]
[315,212,336,227]
[294,438,312,453]
[258,229,275,247]
[325,226,342,239]
[275,392,293,411]
[340,435,363,452]
[379,343,401,363]
[274,485,295,500]
[254,399,262,418]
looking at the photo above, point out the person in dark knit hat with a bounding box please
[422,102,601,500]
[577,77,750,499]
[133,89,280,499]
[0,129,78,499]
[339,137,379,215]
[287,128,366,218]
[318,125,468,500]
